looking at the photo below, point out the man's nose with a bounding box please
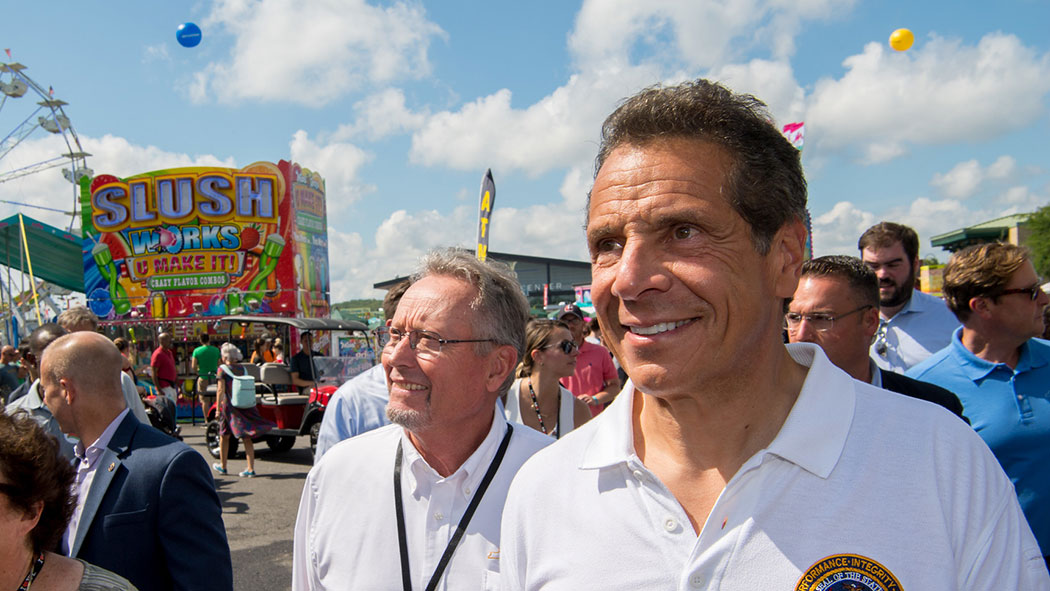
[609,239,672,301]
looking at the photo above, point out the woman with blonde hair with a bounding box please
[504,318,590,438]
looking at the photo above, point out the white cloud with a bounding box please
[288,130,373,214]
[810,201,876,255]
[142,44,171,64]
[569,0,854,71]
[807,33,1050,163]
[409,67,661,176]
[408,0,846,177]
[811,186,1050,262]
[192,0,445,106]
[0,133,235,230]
[708,59,807,123]
[987,155,1017,180]
[930,160,983,199]
[930,155,1022,199]
[331,88,428,142]
[323,166,594,299]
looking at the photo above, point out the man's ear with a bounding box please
[59,377,76,406]
[485,345,519,393]
[861,304,880,338]
[969,296,992,319]
[770,219,808,300]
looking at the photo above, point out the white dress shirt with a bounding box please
[293,403,552,591]
[500,343,1047,590]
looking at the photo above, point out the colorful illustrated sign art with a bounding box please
[79,161,330,321]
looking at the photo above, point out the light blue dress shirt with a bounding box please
[313,364,390,461]
[908,329,1050,555]
[872,289,959,372]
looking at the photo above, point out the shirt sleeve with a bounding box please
[314,387,353,461]
[960,473,1050,588]
[292,467,321,591]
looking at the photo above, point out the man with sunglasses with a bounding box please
[557,303,619,414]
[293,249,551,590]
[909,242,1050,564]
[787,256,965,419]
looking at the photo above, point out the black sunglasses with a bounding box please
[996,285,1044,301]
[544,340,578,355]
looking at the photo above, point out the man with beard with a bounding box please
[908,242,1050,566]
[858,222,959,371]
[292,249,551,590]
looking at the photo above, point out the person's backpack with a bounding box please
[220,365,257,408]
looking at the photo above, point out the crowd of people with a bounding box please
[3,77,1050,589]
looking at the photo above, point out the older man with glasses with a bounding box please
[786,255,966,419]
[293,248,552,590]
[909,242,1050,566]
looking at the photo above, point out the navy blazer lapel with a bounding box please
[70,413,136,557]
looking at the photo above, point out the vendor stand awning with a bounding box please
[0,213,83,292]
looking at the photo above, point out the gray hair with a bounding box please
[594,79,807,254]
[57,306,99,332]
[413,248,529,373]
[220,342,243,362]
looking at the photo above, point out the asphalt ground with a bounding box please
[182,422,312,591]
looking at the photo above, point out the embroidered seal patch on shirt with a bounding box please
[795,554,902,591]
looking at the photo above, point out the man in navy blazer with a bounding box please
[40,331,233,591]
[787,255,966,420]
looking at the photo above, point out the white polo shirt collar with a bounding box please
[579,343,854,480]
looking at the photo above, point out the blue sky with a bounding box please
[2,0,1049,300]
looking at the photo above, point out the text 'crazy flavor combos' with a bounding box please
[79,160,330,321]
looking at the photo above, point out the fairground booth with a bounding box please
[80,160,343,391]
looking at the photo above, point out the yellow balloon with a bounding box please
[889,28,914,52]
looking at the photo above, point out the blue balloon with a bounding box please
[176,22,202,48]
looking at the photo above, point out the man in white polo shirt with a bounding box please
[293,249,551,590]
[500,79,1047,589]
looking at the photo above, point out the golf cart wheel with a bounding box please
[205,420,238,459]
[309,422,321,458]
[265,435,296,452]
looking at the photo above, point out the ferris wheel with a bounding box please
[0,58,91,231]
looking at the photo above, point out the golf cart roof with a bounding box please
[219,315,369,332]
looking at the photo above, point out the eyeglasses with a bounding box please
[996,285,1044,301]
[544,340,578,355]
[384,327,496,359]
[784,305,873,333]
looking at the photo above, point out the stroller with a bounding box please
[144,393,182,440]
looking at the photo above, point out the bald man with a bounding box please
[41,332,232,591]
[57,306,149,425]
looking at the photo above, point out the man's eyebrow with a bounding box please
[867,257,905,265]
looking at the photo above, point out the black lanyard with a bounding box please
[18,552,44,591]
[394,424,513,591]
